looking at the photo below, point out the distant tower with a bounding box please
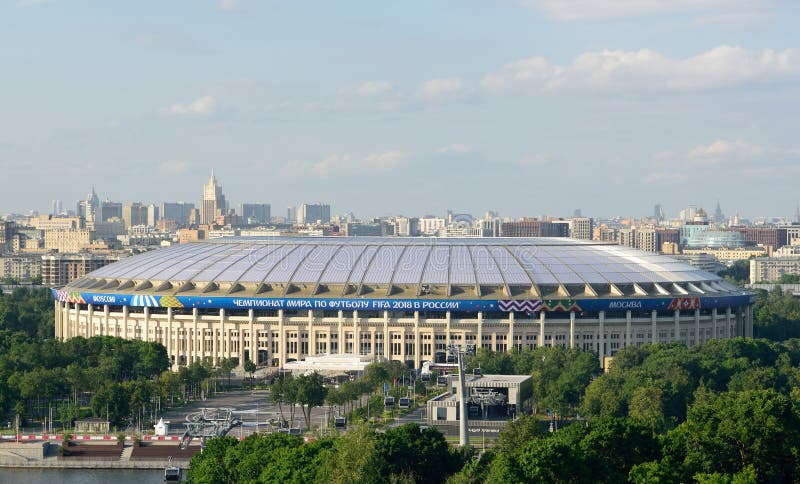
[713,200,725,224]
[200,171,227,225]
[77,187,101,222]
[795,202,800,224]
[653,204,665,222]
[573,209,582,218]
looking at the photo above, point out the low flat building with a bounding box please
[427,373,532,430]
[682,247,768,263]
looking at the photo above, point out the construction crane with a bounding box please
[178,407,242,449]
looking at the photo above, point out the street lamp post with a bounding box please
[447,343,475,447]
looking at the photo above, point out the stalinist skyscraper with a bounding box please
[200,171,227,224]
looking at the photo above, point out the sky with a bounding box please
[1,0,798,220]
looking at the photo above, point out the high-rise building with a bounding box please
[51,200,63,216]
[240,203,271,224]
[161,202,195,226]
[41,253,119,287]
[100,200,123,221]
[395,217,419,236]
[568,218,594,240]
[750,257,800,284]
[123,202,148,228]
[76,187,101,222]
[200,172,227,225]
[286,206,297,224]
[297,203,330,224]
[653,204,665,222]
[146,204,159,227]
[713,200,725,224]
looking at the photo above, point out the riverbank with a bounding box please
[0,440,197,469]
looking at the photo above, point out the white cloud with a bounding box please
[482,46,800,94]
[522,0,773,21]
[166,96,216,117]
[643,139,800,183]
[436,144,473,154]
[688,139,765,163]
[219,0,240,12]
[418,78,472,102]
[310,151,403,176]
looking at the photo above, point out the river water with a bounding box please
[0,468,170,483]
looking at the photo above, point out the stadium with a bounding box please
[53,237,754,370]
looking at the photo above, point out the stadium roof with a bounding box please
[64,237,745,300]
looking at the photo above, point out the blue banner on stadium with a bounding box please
[53,289,754,314]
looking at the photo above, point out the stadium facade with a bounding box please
[52,238,754,370]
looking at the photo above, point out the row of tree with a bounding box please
[188,423,467,484]
[192,337,800,482]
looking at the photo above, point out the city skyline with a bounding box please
[1,1,799,218]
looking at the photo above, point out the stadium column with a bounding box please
[400,313,407,362]
[725,307,732,339]
[694,309,701,345]
[219,308,227,363]
[736,307,744,338]
[353,311,360,356]
[477,312,483,351]
[414,311,421,369]
[103,304,109,337]
[307,310,314,359]
[143,306,149,342]
[673,310,680,343]
[651,309,657,344]
[87,304,93,338]
[625,310,632,348]
[58,301,65,339]
[122,306,129,340]
[383,311,390,359]
[509,311,515,352]
[54,301,61,339]
[445,311,451,344]
[712,307,718,340]
[74,303,80,337]
[539,312,545,350]
[337,310,344,356]
[278,309,286,367]
[266,318,273,365]
[192,307,199,364]
[250,309,256,366]
[747,306,754,338]
[167,308,173,369]
[598,311,605,367]
[568,311,574,349]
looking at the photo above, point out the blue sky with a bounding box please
[1,0,798,220]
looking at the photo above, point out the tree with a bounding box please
[661,389,800,482]
[293,374,328,430]
[218,358,235,388]
[628,386,665,434]
[375,423,464,484]
[495,414,545,454]
[317,424,384,484]
[186,435,238,484]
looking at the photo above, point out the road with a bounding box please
[157,390,333,438]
